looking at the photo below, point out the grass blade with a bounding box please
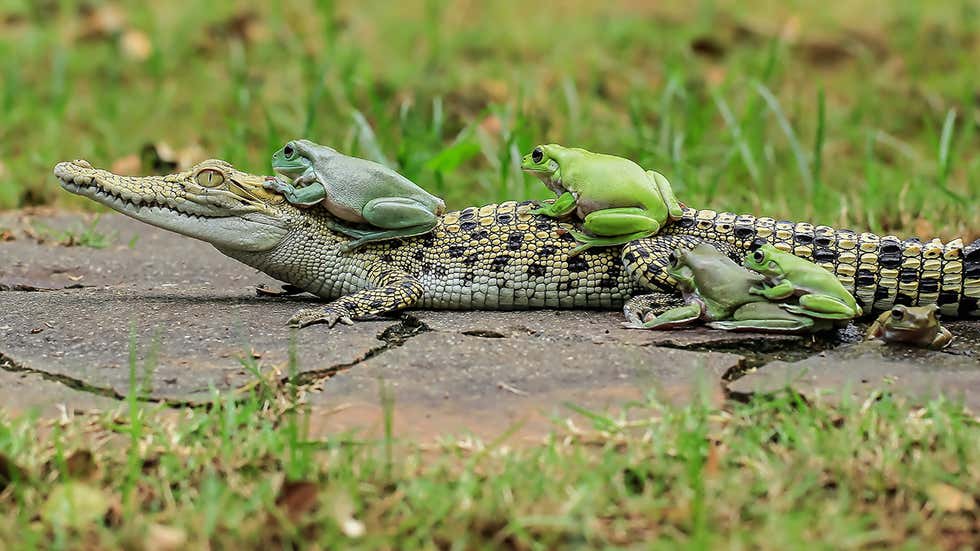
[754,80,814,196]
[712,88,761,185]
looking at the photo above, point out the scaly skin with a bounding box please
[52,159,980,327]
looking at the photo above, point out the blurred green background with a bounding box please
[0,0,977,239]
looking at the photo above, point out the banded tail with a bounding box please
[665,208,980,318]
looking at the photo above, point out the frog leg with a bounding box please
[568,207,662,255]
[338,197,440,252]
[707,302,824,333]
[782,294,858,320]
[622,292,687,326]
[750,279,796,300]
[864,312,888,341]
[263,175,327,206]
[633,303,704,330]
[930,327,954,350]
[531,191,577,217]
[647,171,684,219]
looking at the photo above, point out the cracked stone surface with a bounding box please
[2,211,979,437]
[306,332,740,440]
[728,333,980,410]
[0,366,122,417]
[409,310,807,348]
[0,212,397,403]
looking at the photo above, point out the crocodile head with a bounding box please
[53,159,292,252]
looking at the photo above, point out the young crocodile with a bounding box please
[53,159,980,327]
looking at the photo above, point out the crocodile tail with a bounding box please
[963,239,980,317]
[671,208,978,317]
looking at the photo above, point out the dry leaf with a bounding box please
[927,483,975,512]
[0,229,14,242]
[42,482,110,528]
[691,36,726,59]
[330,492,365,538]
[0,452,27,490]
[479,115,502,136]
[145,523,187,551]
[121,29,152,61]
[111,154,141,176]
[140,143,178,174]
[65,449,97,480]
[78,4,126,40]
[175,144,207,169]
[276,480,319,521]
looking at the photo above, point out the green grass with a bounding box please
[0,0,977,240]
[1,377,978,548]
[2,2,979,547]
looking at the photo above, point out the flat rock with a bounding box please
[728,341,980,411]
[0,211,400,402]
[0,210,282,291]
[0,366,122,417]
[409,310,810,348]
[0,287,396,402]
[306,332,742,440]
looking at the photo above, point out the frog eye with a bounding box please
[890,307,904,320]
[668,251,678,266]
[752,250,765,263]
[283,143,296,160]
[531,147,544,163]
[195,168,225,187]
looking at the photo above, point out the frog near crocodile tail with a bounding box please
[865,304,953,350]
[628,243,834,333]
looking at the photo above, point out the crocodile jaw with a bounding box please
[54,160,289,252]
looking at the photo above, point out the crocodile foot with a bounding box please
[287,304,356,328]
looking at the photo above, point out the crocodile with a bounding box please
[52,159,980,326]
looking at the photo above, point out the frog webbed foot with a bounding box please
[622,292,687,327]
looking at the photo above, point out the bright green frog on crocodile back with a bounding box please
[629,243,835,333]
[521,144,684,254]
[744,242,863,320]
[266,139,446,251]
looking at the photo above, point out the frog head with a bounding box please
[883,304,941,335]
[271,140,316,181]
[743,241,786,278]
[521,145,564,194]
[666,247,699,293]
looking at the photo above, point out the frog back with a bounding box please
[316,155,443,212]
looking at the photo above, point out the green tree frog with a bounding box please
[520,144,683,254]
[266,139,445,251]
[743,242,862,320]
[632,243,832,333]
[865,304,953,349]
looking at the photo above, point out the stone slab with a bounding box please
[0,366,123,418]
[306,332,742,440]
[728,341,980,411]
[0,287,397,403]
[409,310,810,348]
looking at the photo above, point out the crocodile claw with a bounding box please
[287,304,355,328]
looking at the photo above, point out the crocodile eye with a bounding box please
[196,168,225,187]
[531,147,543,163]
[890,307,904,320]
[283,144,295,159]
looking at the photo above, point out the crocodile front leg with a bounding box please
[288,262,423,328]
